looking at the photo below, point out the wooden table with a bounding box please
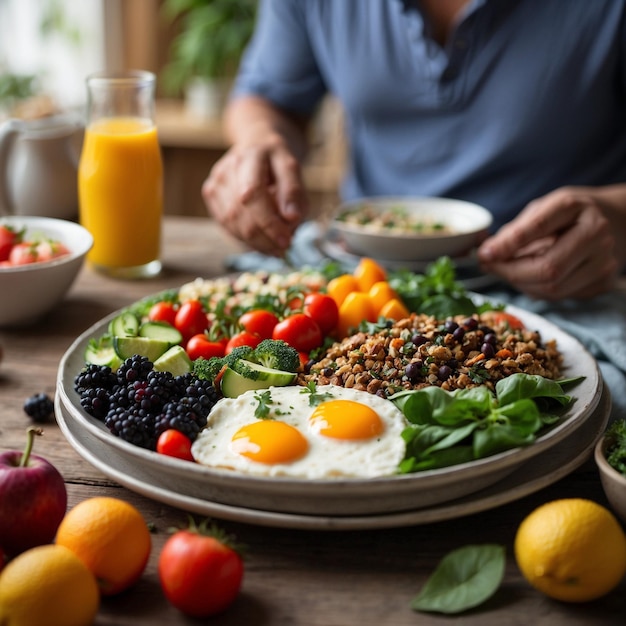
[1,216,624,625]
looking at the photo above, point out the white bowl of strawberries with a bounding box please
[0,216,93,327]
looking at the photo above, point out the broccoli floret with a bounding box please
[252,339,300,372]
[223,345,256,367]
[192,356,227,383]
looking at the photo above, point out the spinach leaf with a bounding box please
[495,373,573,407]
[411,544,505,614]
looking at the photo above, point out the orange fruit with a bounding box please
[354,257,386,292]
[327,274,360,307]
[55,497,151,595]
[0,544,99,626]
[378,298,410,321]
[337,291,377,338]
[514,498,626,602]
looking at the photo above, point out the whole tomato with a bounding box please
[238,309,279,340]
[272,313,322,353]
[149,301,178,327]
[158,520,244,617]
[303,293,339,335]
[175,300,209,343]
[225,331,262,354]
[156,430,194,462]
[186,334,226,361]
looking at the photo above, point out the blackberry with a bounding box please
[23,393,55,423]
[79,387,111,419]
[104,405,157,449]
[74,364,117,394]
[154,398,204,441]
[176,377,220,418]
[116,355,153,384]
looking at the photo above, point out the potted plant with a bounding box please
[161,0,257,119]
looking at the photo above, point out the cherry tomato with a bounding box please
[238,309,279,340]
[303,293,339,335]
[225,331,262,353]
[378,297,410,321]
[272,313,322,353]
[0,225,19,262]
[368,281,399,315]
[298,351,310,370]
[326,274,359,307]
[489,311,525,330]
[186,334,226,360]
[149,301,178,326]
[158,521,244,617]
[8,242,38,265]
[156,429,194,462]
[337,291,377,338]
[175,300,209,343]
[354,257,387,292]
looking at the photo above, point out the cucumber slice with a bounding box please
[113,336,170,362]
[220,365,296,398]
[108,312,140,338]
[84,338,123,370]
[235,359,297,384]
[139,321,183,346]
[154,345,192,376]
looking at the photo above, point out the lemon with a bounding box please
[514,498,626,602]
[0,544,100,626]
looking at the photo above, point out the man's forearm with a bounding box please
[223,95,310,161]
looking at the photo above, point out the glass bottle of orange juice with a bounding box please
[79,70,163,278]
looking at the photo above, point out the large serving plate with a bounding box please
[55,385,610,530]
[57,297,602,517]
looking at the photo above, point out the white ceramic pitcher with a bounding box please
[0,114,83,219]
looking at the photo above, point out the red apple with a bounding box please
[0,427,67,557]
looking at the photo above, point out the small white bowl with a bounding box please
[0,216,93,327]
[331,196,493,262]
[594,434,626,524]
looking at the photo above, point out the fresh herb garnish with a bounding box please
[253,390,274,419]
[605,419,626,475]
[300,381,333,406]
[411,544,505,614]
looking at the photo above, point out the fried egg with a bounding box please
[191,385,408,479]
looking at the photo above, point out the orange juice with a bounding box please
[78,117,163,272]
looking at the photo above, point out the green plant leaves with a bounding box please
[392,373,583,473]
[411,544,505,614]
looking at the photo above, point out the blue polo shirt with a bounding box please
[233,0,626,230]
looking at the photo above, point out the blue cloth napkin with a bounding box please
[226,221,626,423]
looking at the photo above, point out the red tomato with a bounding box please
[186,334,226,361]
[238,309,279,339]
[158,522,244,617]
[175,300,209,343]
[0,225,20,262]
[298,351,310,370]
[149,301,178,326]
[489,311,525,330]
[225,331,262,354]
[303,293,339,335]
[156,429,194,462]
[272,313,322,353]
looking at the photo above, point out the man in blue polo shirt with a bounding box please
[202,0,626,300]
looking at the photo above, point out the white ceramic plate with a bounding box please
[55,385,610,530]
[331,197,493,262]
[57,300,602,516]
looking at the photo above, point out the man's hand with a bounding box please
[478,187,620,299]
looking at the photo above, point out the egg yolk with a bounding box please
[309,399,384,440]
[230,420,308,465]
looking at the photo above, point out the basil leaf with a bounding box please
[411,544,505,614]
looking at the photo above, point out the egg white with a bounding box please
[191,385,408,479]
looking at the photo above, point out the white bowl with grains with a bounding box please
[331,196,494,262]
[0,215,93,327]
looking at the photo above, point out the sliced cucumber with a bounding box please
[84,337,123,370]
[220,365,296,398]
[113,336,170,362]
[235,359,297,384]
[108,312,140,338]
[139,321,183,346]
[154,345,192,376]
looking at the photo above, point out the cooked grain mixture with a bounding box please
[298,312,563,398]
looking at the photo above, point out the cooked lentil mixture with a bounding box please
[298,312,563,398]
